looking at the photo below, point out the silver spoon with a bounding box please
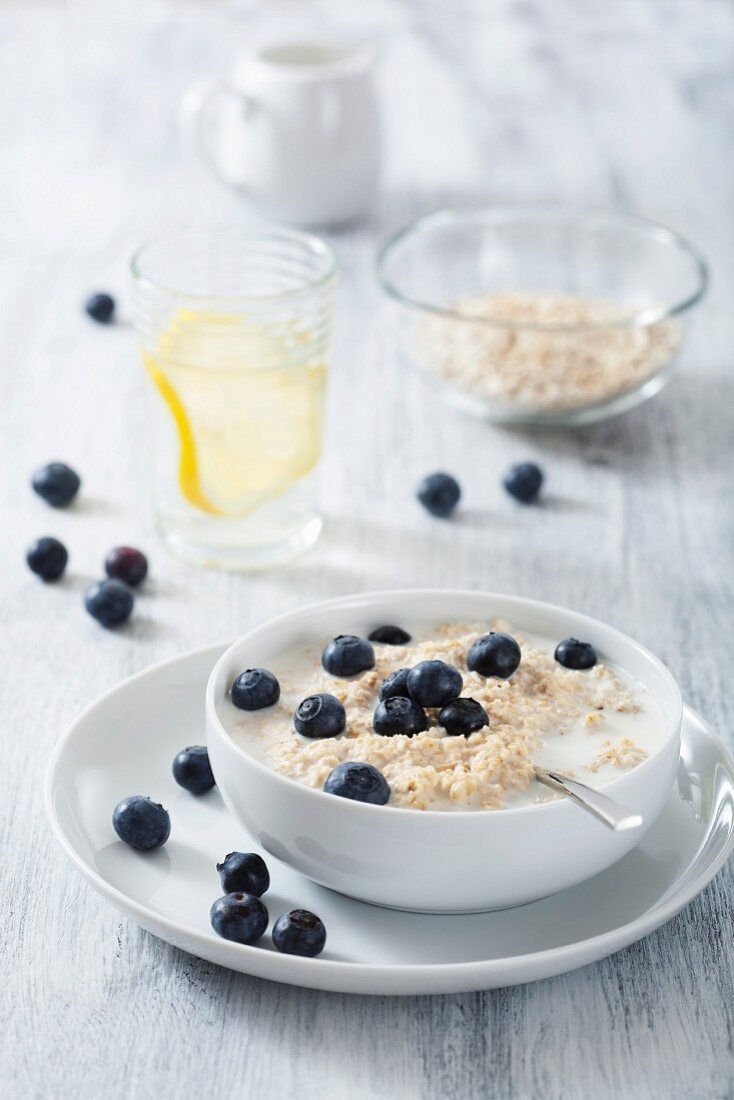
[534,765,644,832]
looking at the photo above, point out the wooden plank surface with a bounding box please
[1,2,732,1097]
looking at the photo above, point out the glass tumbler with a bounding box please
[131,227,337,568]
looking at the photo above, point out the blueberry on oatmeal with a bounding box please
[368,625,411,646]
[467,633,521,679]
[555,638,597,670]
[379,667,412,701]
[407,660,462,708]
[321,635,375,677]
[323,762,391,805]
[231,668,280,711]
[438,697,489,737]
[294,693,346,739]
[373,696,428,737]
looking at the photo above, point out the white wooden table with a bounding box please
[3,2,733,1097]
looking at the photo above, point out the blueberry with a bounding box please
[84,579,134,627]
[379,667,412,701]
[31,462,81,507]
[503,462,544,504]
[26,536,68,581]
[112,795,170,850]
[321,635,375,677]
[105,546,148,587]
[272,909,326,957]
[407,660,463,708]
[231,668,280,711]
[324,761,391,805]
[368,625,412,646]
[210,893,268,945]
[294,694,346,739]
[85,292,115,324]
[172,746,215,794]
[467,633,521,679]
[217,852,270,897]
[373,696,427,737]
[555,637,597,670]
[416,472,461,518]
[438,697,489,737]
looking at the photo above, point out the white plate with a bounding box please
[45,643,734,995]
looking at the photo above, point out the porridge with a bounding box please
[416,291,681,412]
[223,620,667,811]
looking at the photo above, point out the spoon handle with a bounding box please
[534,765,644,832]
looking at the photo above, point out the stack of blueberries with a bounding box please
[27,460,147,627]
[112,746,326,957]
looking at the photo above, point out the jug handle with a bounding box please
[178,78,256,186]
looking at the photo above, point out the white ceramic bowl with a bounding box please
[206,590,682,913]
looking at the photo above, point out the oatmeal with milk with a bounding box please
[224,621,666,811]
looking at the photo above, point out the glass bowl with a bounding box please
[377,205,708,426]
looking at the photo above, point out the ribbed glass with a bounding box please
[131,227,337,569]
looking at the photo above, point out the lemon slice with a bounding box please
[143,310,325,518]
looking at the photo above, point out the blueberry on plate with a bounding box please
[85,292,115,324]
[407,660,463,708]
[324,761,391,805]
[373,696,427,737]
[272,909,326,958]
[294,693,346,739]
[416,471,461,518]
[210,893,268,945]
[321,635,375,677]
[105,546,148,587]
[217,852,270,897]
[555,637,597,670]
[172,746,215,794]
[368,624,411,646]
[31,462,81,507]
[379,667,412,701]
[467,633,521,679]
[26,536,68,581]
[231,668,280,711]
[84,579,134,627]
[503,462,544,504]
[439,697,489,737]
[112,795,170,850]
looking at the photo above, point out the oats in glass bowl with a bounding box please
[378,205,707,426]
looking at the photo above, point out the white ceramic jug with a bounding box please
[180,39,381,226]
